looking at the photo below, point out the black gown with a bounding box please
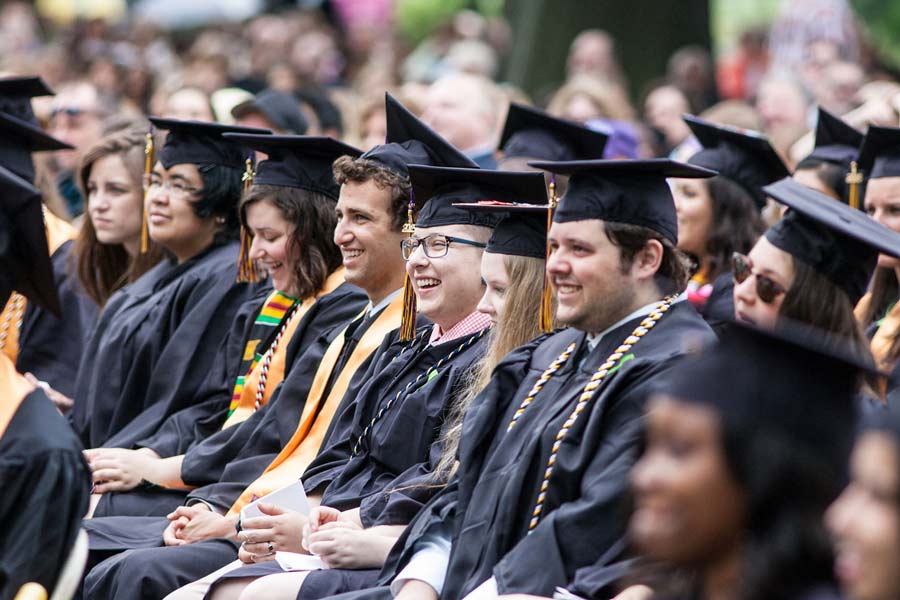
[15,240,98,397]
[69,241,264,449]
[0,387,91,600]
[352,301,714,600]
[82,322,489,600]
[90,282,367,518]
[698,272,733,336]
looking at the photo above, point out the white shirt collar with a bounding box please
[585,292,687,351]
[366,288,402,318]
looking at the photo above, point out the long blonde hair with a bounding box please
[434,253,555,480]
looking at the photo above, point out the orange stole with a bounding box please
[221,269,348,429]
[226,294,404,517]
[0,354,33,438]
[0,210,74,363]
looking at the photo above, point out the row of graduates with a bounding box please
[2,73,900,600]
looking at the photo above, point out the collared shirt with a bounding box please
[585,292,687,352]
[429,310,493,346]
[366,289,402,319]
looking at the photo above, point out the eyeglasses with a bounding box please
[731,252,787,304]
[400,234,486,260]
[146,177,202,199]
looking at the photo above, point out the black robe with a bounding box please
[698,272,733,336]
[15,240,98,397]
[371,302,713,600]
[69,242,265,449]
[91,282,368,518]
[0,388,91,600]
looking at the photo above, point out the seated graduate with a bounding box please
[350,159,717,600]
[83,134,368,518]
[826,401,900,600]
[0,76,99,401]
[79,93,487,600]
[673,115,786,331]
[194,168,552,600]
[626,320,869,600]
[792,107,864,203]
[732,178,900,403]
[0,164,91,599]
[850,126,900,395]
[65,118,272,450]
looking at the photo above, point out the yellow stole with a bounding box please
[0,210,74,363]
[226,294,404,517]
[0,354,33,438]
[221,268,347,429]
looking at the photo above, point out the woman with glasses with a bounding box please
[671,116,786,333]
[68,118,271,452]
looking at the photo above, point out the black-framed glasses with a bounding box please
[731,252,787,304]
[400,234,486,260]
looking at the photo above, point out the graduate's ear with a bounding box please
[631,238,664,282]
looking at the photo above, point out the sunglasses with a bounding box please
[731,252,787,304]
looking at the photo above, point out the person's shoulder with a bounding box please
[1,390,85,457]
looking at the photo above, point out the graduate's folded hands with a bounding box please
[238,502,308,563]
[163,504,238,546]
[84,447,162,493]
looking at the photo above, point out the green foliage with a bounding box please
[854,0,900,68]
[395,0,469,43]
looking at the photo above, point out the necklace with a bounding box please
[0,293,25,353]
[352,327,489,456]
[254,303,301,411]
[514,295,676,531]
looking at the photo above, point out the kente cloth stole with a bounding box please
[0,354,32,438]
[222,268,347,428]
[225,294,404,517]
[0,209,75,362]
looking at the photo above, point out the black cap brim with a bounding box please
[499,102,608,161]
[858,125,900,179]
[0,111,73,151]
[528,157,716,178]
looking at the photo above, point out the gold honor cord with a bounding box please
[846,161,863,210]
[237,156,261,283]
[140,128,154,254]
[507,295,677,531]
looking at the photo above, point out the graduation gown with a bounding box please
[92,282,368,518]
[0,357,91,600]
[16,239,98,397]
[374,301,713,600]
[69,241,264,449]
[698,272,734,336]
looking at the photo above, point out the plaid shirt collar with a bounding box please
[429,310,493,346]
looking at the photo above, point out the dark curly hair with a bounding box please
[603,222,692,296]
[193,163,244,241]
[239,184,342,299]
[332,156,410,231]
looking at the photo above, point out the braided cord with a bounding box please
[0,293,24,352]
[254,303,300,411]
[352,327,488,456]
[507,342,577,432]
[527,295,676,531]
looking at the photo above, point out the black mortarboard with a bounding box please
[499,102,609,162]
[360,93,478,177]
[0,164,60,316]
[858,125,900,179]
[148,117,272,169]
[528,159,716,245]
[231,89,309,135]
[407,165,539,229]
[222,133,361,200]
[0,76,73,182]
[451,171,549,259]
[664,318,875,475]
[684,115,789,209]
[804,107,863,165]
[763,178,900,304]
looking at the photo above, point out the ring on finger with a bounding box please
[266,541,275,554]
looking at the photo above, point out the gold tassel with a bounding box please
[399,192,417,341]
[846,160,863,210]
[237,156,260,283]
[539,176,558,333]
[140,127,154,254]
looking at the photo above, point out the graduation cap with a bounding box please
[359,93,478,178]
[221,133,362,199]
[499,102,608,162]
[148,117,272,169]
[683,114,789,209]
[857,125,900,181]
[0,164,60,317]
[805,107,863,166]
[664,317,875,477]
[231,89,309,135]
[763,177,900,304]
[0,76,73,182]
[527,158,716,245]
